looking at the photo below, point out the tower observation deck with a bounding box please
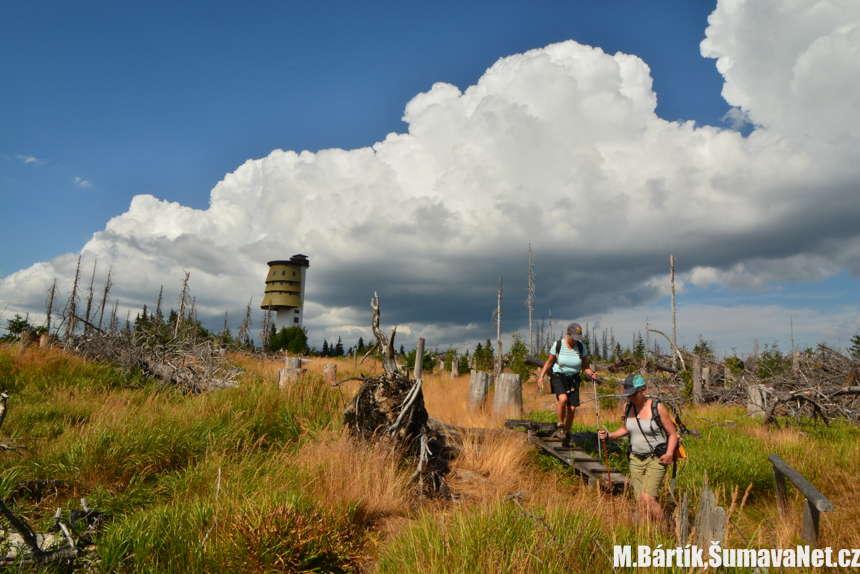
[261,254,309,330]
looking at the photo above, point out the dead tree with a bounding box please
[0,394,102,567]
[493,277,503,381]
[98,267,113,332]
[237,297,253,349]
[343,293,455,496]
[64,255,82,340]
[45,279,57,335]
[174,271,191,339]
[83,260,97,337]
[526,245,535,354]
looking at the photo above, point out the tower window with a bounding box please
[293,272,296,276]
[282,271,286,275]
[293,318,299,323]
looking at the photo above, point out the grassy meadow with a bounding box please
[0,343,857,572]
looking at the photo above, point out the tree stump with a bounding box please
[278,357,304,389]
[692,355,703,405]
[693,480,726,550]
[17,330,38,357]
[468,370,489,411]
[677,489,691,545]
[323,364,337,384]
[451,358,459,378]
[493,373,522,416]
[747,384,767,417]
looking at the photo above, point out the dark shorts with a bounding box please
[550,372,581,407]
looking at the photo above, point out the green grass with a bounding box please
[0,345,363,572]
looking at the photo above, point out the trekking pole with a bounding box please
[592,375,602,460]
[600,425,616,522]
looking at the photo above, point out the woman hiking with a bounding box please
[537,323,597,448]
[598,374,678,527]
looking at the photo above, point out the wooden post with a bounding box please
[493,373,523,416]
[792,351,800,376]
[413,338,425,381]
[468,370,489,411]
[773,464,788,515]
[451,357,459,378]
[802,499,820,546]
[323,364,337,384]
[692,355,703,405]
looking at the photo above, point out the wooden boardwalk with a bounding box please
[505,420,628,494]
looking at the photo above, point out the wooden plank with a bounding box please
[768,454,833,512]
[528,435,626,493]
[505,420,556,433]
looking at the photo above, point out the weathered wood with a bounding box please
[493,373,522,416]
[768,454,833,512]
[678,489,690,545]
[525,432,627,493]
[702,366,710,388]
[801,499,820,547]
[693,481,726,550]
[323,364,337,384]
[747,384,767,417]
[413,338,425,381]
[451,357,459,378]
[692,355,703,405]
[504,420,556,433]
[468,370,489,411]
[524,354,545,368]
[792,351,800,376]
[285,357,302,370]
[370,293,398,374]
[773,466,788,516]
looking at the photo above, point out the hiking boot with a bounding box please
[561,435,571,449]
[555,423,565,440]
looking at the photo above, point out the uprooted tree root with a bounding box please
[342,293,458,498]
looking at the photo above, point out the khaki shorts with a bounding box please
[629,455,668,498]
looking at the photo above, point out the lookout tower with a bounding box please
[261,254,310,330]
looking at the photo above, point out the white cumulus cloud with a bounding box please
[2,0,859,350]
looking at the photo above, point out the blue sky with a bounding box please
[1,1,726,272]
[2,0,858,356]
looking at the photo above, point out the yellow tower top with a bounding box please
[261,254,309,310]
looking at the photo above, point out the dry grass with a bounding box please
[288,427,414,522]
[4,346,858,572]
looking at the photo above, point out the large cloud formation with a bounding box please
[2,0,859,349]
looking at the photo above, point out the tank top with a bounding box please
[626,402,666,454]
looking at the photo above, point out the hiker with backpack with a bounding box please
[537,323,598,448]
[598,373,678,526]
